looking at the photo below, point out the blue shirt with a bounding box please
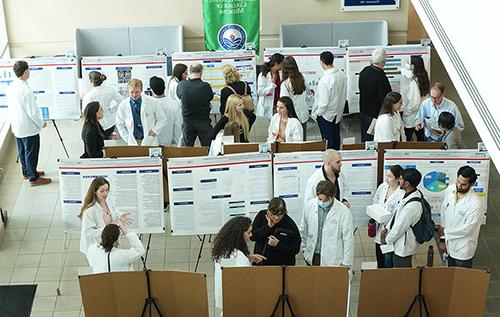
[415,97,464,141]
[130,96,144,139]
[314,204,331,253]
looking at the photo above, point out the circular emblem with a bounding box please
[218,24,247,50]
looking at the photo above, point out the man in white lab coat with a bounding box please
[436,166,482,268]
[7,60,51,186]
[300,180,353,266]
[115,79,166,146]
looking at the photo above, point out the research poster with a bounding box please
[168,152,272,235]
[81,55,168,98]
[384,149,490,223]
[171,50,257,113]
[58,157,165,234]
[0,57,80,120]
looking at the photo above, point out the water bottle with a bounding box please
[441,252,448,267]
[427,245,434,267]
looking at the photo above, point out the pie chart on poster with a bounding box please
[423,171,449,192]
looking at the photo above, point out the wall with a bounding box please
[3,0,409,58]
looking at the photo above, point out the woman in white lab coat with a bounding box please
[82,71,123,139]
[115,79,167,146]
[256,53,284,119]
[212,216,265,311]
[79,177,132,257]
[374,92,406,142]
[372,164,405,268]
[87,223,145,273]
[267,97,303,143]
[166,63,188,109]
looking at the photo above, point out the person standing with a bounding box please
[81,102,105,158]
[374,92,405,142]
[267,97,303,143]
[210,95,253,143]
[436,166,483,268]
[176,63,214,146]
[7,60,51,186]
[167,63,188,109]
[312,51,347,150]
[358,48,392,142]
[256,53,284,119]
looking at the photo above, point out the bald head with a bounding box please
[323,149,342,174]
[323,149,341,164]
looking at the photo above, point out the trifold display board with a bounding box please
[171,50,257,113]
[273,150,378,227]
[0,57,80,120]
[81,55,168,98]
[384,149,490,223]
[167,153,272,235]
[59,157,165,234]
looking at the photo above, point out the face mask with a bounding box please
[318,200,332,209]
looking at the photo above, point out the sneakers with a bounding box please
[29,177,52,187]
[22,171,46,180]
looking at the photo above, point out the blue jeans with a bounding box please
[385,252,394,268]
[448,256,473,268]
[16,134,40,181]
[316,115,340,150]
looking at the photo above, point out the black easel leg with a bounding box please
[51,120,69,159]
[269,266,295,317]
[404,267,430,317]
[194,235,206,272]
[140,234,153,271]
[141,270,163,317]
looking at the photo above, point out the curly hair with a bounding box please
[211,216,251,261]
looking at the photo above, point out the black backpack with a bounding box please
[404,190,435,244]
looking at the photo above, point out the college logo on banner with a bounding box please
[218,24,247,50]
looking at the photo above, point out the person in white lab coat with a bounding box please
[372,164,405,268]
[7,60,51,186]
[304,149,350,208]
[436,166,482,268]
[267,96,303,143]
[374,92,406,143]
[82,71,123,139]
[115,78,167,146]
[212,216,265,311]
[311,51,347,150]
[149,76,182,146]
[381,168,423,268]
[256,53,284,119]
[79,177,132,257]
[300,180,353,266]
[87,223,145,273]
[166,63,188,109]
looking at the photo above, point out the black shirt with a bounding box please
[250,210,301,266]
[220,81,252,114]
[81,123,104,158]
[176,78,214,121]
[358,65,392,118]
[209,110,256,142]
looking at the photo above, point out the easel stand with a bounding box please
[141,269,163,317]
[270,266,295,317]
[52,120,70,159]
[56,231,71,296]
[194,234,206,272]
[139,234,153,270]
[404,266,430,317]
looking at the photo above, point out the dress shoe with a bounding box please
[22,171,45,180]
[29,177,52,187]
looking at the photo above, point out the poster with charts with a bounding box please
[58,157,165,234]
[167,152,272,235]
[273,150,378,227]
[171,50,257,113]
[81,55,168,98]
[383,149,490,223]
[0,57,80,120]
[346,45,431,113]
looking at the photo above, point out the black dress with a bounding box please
[81,124,105,158]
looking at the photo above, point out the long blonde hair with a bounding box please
[225,95,249,140]
[79,177,110,218]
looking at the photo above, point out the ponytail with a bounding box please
[261,53,284,77]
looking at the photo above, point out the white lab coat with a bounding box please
[304,167,350,205]
[152,96,182,146]
[214,249,251,309]
[440,186,483,260]
[267,113,303,143]
[372,183,405,244]
[256,72,276,119]
[374,112,406,142]
[115,94,167,145]
[166,76,182,107]
[280,79,311,124]
[385,190,423,257]
[87,232,145,273]
[300,198,354,266]
[401,68,425,129]
[311,67,347,124]
[82,86,123,130]
[80,203,121,256]
[7,78,43,138]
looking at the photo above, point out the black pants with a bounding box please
[16,134,40,181]
[393,254,413,268]
[375,243,386,268]
[448,256,473,268]
[404,127,425,142]
[182,119,213,147]
[317,116,341,150]
[359,113,374,142]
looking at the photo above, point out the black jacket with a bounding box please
[220,81,252,114]
[209,110,256,142]
[176,78,214,122]
[358,65,392,118]
[81,124,104,158]
[250,210,301,266]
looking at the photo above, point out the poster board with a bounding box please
[58,157,165,234]
[171,50,257,113]
[81,55,168,98]
[383,149,490,223]
[167,152,272,235]
[341,0,400,11]
[0,57,80,120]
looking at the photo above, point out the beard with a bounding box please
[456,185,468,193]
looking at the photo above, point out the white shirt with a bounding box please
[267,113,303,143]
[374,112,405,142]
[152,96,182,146]
[280,79,311,123]
[440,186,482,260]
[80,202,120,256]
[166,77,182,107]
[300,198,353,266]
[7,78,43,138]
[312,67,347,124]
[214,249,251,309]
[256,72,276,119]
[304,167,350,205]
[415,97,464,141]
[372,182,405,244]
[87,232,145,273]
[82,86,123,130]
[401,68,426,128]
